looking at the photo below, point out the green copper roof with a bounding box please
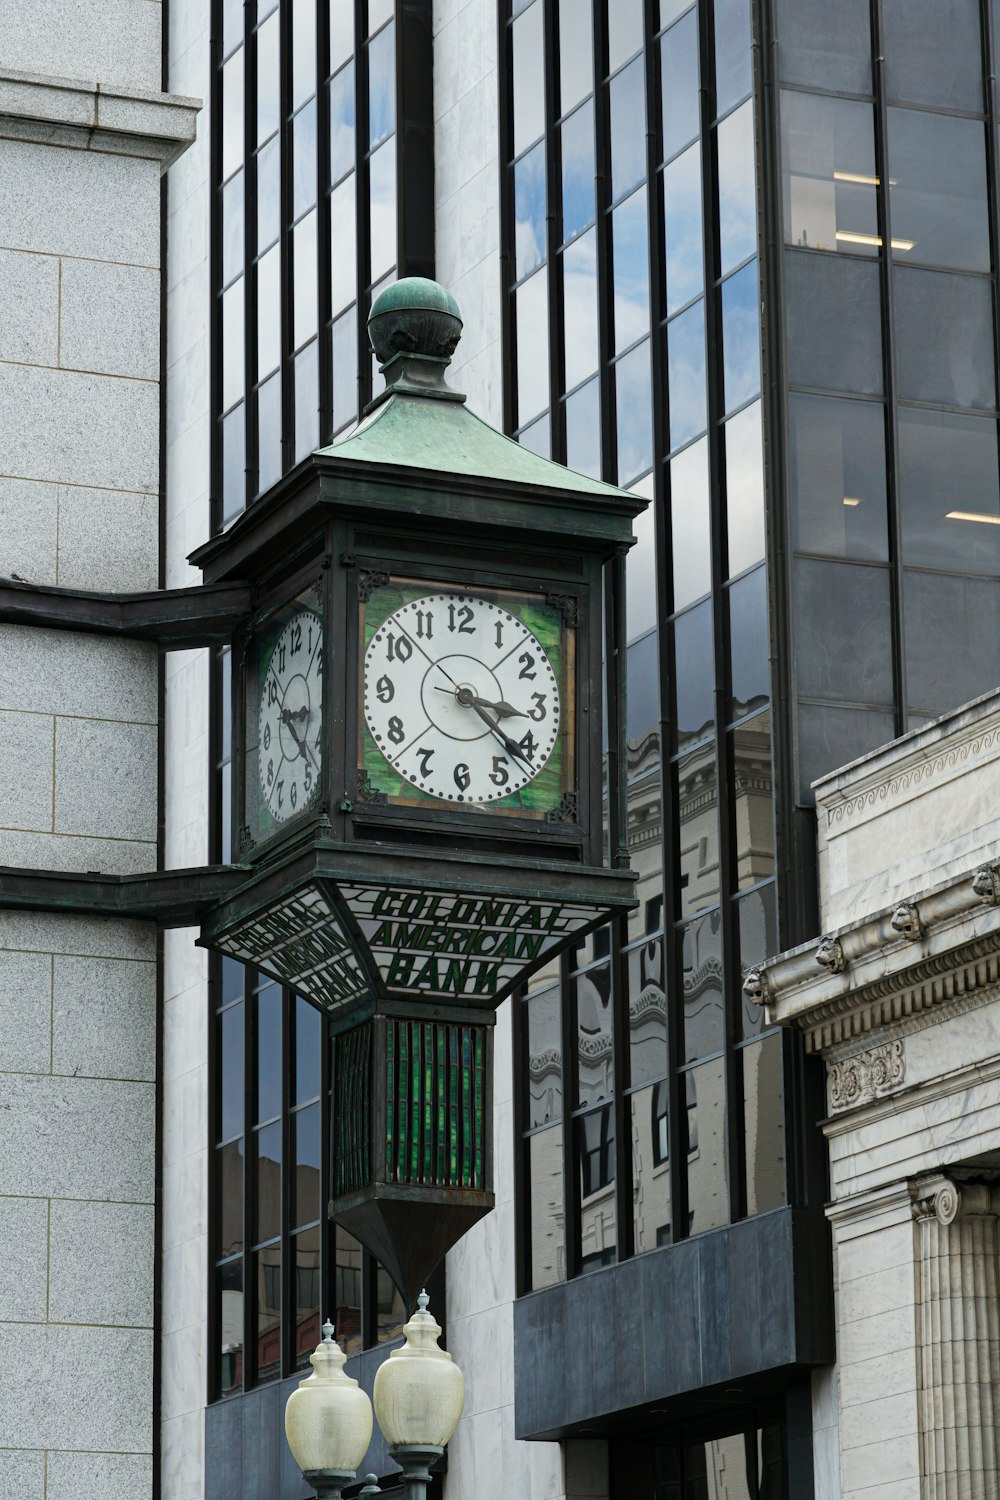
[317,389,635,502]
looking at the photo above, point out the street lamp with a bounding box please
[284,1320,375,1500]
[373,1291,465,1500]
[287,1293,464,1500]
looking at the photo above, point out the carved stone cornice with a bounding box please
[0,66,200,167]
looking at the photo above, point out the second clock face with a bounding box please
[257,608,323,823]
[363,592,561,804]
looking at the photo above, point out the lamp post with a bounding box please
[284,1321,375,1500]
[287,1293,464,1500]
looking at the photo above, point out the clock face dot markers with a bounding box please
[363,592,561,805]
[257,608,323,824]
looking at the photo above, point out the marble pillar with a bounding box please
[911,1175,1000,1498]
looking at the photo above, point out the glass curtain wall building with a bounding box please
[502,0,1000,1469]
[208,0,434,1403]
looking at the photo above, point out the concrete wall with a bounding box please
[0,10,196,1497]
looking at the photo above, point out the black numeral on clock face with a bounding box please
[415,609,433,639]
[376,674,394,703]
[386,633,413,662]
[417,747,434,776]
[518,652,537,680]
[387,716,405,745]
[518,731,537,761]
[454,763,471,790]
[529,692,547,721]
[489,755,509,787]
[448,603,475,635]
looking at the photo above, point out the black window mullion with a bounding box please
[246,9,261,502]
[593,0,616,478]
[544,0,564,460]
[280,989,293,1377]
[871,0,906,734]
[317,0,334,444]
[356,3,373,414]
[279,0,295,474]
[561,947,580,1278]
[979,0,1000,520]
[512,991,529,1296]
[210,3,225,533]
[243,975,257,1385]
[397,0,435,279]
[499,6,518,434]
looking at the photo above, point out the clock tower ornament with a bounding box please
[191,276,647,1299]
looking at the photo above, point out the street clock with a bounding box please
[194,278,644,1031]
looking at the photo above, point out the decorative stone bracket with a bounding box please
[828,1040,905,1113]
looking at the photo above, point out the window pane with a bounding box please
[369,139,397,280]
[513,2,545,158]
[293,210,318,347]
[332,304,358,434]
[330,63,355,185]
[561,100,595,242]
[526,986,563,1126]
[682,909,724,1062]
[257,371,282,491]
[257,245,280,379]
[528,1125,565,1288]
[667,299,706,450]
[887,110,989,273]
[728,565,769,716]
[898,409,1000,575]
[717,101,756,277]
[368,20,396,149]
[673,601,714,734]
[775,0,871,93]
[671,435,710,610]
[685,1058,728,1234]
[676,737,720,917]
[904,571,1000,716]
[293,99,318,218]
[610,56,646,203]
[565,377,601,480]
[377,1270,404,1345]
[563,228,598,389]
[330,175,358,314]
[369,0,393,32]
[223,0,242,58]
[662,10,700,163]
[516,268,549,425]
[222,405,246,523]
[292,0,316,110]
[893,267,995,410]
[515,140,546,281]
[330,1,354,73]
[577,1106,616,1271]
[784,250,882,395]
[222,279,245,413]
[293,997,321,1105]
[519,412,550,457]
[219,1003,244,1141]
[721,260,760,414]
[615,339,653,486]
[663,141,703,315]
[789,393,888,561]
[294,342,319,463]
[627,933,668,1087]
[736,880,778,1039]
[560,0,593,112]
[883,0,983,111]
[626,478,658,641]
[612,186,650,352]
[293,1101,321,1228]
[732,709,774,887]
[254,1120,282,1244]
[627,619,660,744]
[713,0,752,116]
[257,135,280,252]
[781,91,878,256]
[608,0,644,72]
[223,50,245,182]
[724,399,765,577]
[632,1082,671,1252]
[257,14,279,145]
[742,1033,785,1215]
[216,1259,243,1396]
[256,983,282,1122]
[796,702,895,801]
[254,1245,281,1380]
[575,960,613,1109]
[794,558,893,705]
[222,171,244,288]
[334,1227,363,1356]
[293,1227,321,1368]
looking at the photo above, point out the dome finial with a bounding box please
[367,278,465,407]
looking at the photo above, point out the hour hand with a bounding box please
[450,686,526,719]
[280,708,320,770]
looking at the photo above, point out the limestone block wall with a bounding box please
[0,8,197,1496]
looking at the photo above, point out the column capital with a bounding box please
[910,1173,1000,1225]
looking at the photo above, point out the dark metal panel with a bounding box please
[514,1207,832,1440]
[259,1381,283,1498]
[241,1388,262,1500]
[206,1396,244,1500]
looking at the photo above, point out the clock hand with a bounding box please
[281,707,320,771]
[466,699,535,771]
[434,686,527,720]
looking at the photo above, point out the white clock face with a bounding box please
[257,609,323,823]
[363,592,562,804]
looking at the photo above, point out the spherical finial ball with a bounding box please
[368,277,463,369]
